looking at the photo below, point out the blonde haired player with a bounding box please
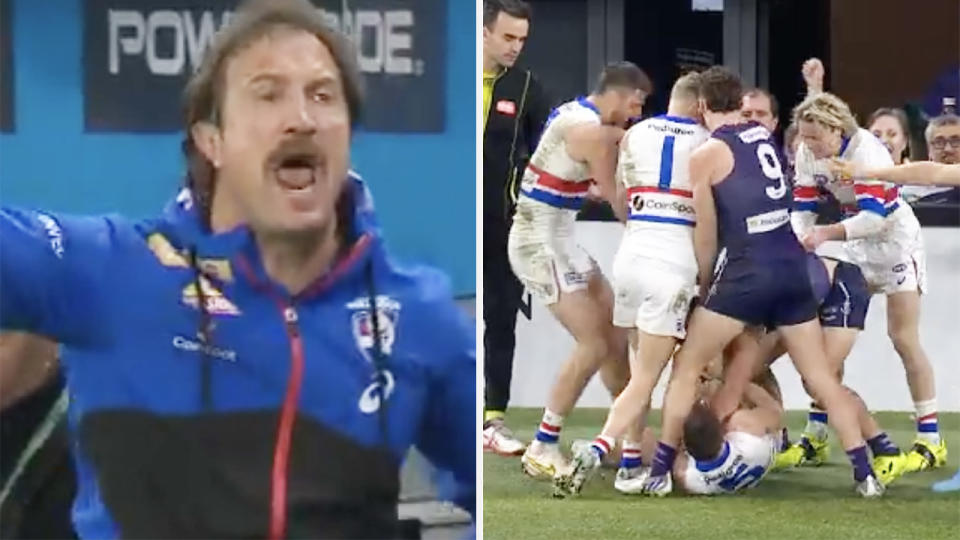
[789,89,946,473]
[554,72,709,496]
[509,62,652,478]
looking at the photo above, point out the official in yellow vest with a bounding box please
[481,0,552,457]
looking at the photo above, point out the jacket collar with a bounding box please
[159,171,383,298]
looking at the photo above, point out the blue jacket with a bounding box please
[0,174,476,538]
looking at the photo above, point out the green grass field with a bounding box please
[484,409,960,540]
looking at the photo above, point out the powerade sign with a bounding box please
[0,0,13,132]
[83,0,445,132]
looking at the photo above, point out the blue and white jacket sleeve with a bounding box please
[0,208,112,346]
[413,272,476,518]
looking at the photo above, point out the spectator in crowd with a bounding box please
[926,113,960,165]
[741,88,780,134]
[868,108,911,165]
[901,113,960,208]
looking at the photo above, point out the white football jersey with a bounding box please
[512,98,602,245]
[616,115,709,270]
[683,431,778,495]
[793,127,902,220]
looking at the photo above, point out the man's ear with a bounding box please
[191,121,223,168]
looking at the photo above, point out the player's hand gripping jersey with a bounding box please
[508,98,603,304]
[611,115,709,337]
[791,128,925,294]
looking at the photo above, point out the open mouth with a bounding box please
[274,153,319,191]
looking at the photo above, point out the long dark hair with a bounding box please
[866,107,911,162]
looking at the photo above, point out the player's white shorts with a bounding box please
[612,253,697,338]
[507,235,598,305]
[843,206,927,295]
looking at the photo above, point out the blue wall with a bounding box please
[0,0,476,296]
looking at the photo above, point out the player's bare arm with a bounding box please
[742,383,783,428]
[711,332,764,421]
[613,179,628,219]
[802,58,825,96]
[568,123,627,221]
[803,192,885,249]
[726,383,782,438]
[612,131,632,218]
[690,139,733,295]
[830,159,960,187]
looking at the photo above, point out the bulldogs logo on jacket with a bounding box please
[347,295,401,364]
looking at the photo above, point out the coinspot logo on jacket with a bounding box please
[0,173,476,539]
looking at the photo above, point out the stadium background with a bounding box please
[0,0,474,537]
[486,1,959,538]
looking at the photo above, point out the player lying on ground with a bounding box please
[508,62,652,479]
[642,66,884,498]
[553,72,709,495]
[689,328,903,497]
[558,249,910,498]
[556,365,782,498]
[718,254,909,485]
[672,383,783,495]
[696,257,907,492]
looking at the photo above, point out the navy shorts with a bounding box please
[819,260,871,329]
[703,255,819,328]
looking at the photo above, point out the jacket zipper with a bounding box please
[233,248,371,538]
[269,305,304,540]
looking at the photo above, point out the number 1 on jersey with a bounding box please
[659,136,676,190]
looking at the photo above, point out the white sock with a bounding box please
[915,399,941,445]
[534,409,564,444]
[803,407,829,441]
[620,440,643,469]
[590,435,615,458]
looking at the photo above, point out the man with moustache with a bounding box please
[0,1,475,538]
